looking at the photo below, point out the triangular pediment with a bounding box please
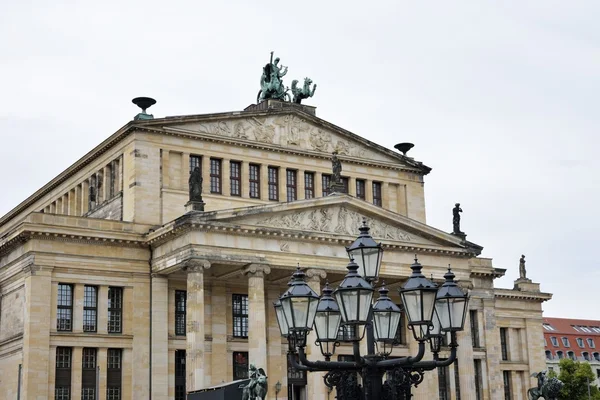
[203,195,475,251]
[163,110,423,168]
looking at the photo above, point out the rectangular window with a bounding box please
[454,360,461,400]
[249,164,260,199]
[562,337,570,347]
[322,174,331,196]
[232,294,249,338]
[286,170,297,202]
[109,162,115,198]
[341,177,349,194]
[474,360,483,400]
[503,371,512,400]
[551,336,558,346]
[588,338,596,348]
[82,348,97,400]
[304,172,315,199]
[210,158,222,194]
[500,328,509,361]
[356,179,366,200]
[108,287,123,333]
[230,161,241,196]
[175,290,187,336]
[175,350,186,400]
[57,284,74,331]
[55,347,72,400]
[233,351,249,380]
[107,349,122,400]
[373,182,383,206]
[268,166,279,201]
[438,365,450,400]
[470,310,480,348]
[337,325,359,341]
[189,155,201,174]
[83,286,98,332]
[577,338,585,348]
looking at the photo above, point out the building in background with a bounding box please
[0,95,552,400]
[543,317,600,384]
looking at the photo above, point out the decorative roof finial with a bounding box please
[132,97,156,120]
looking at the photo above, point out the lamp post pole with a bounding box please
[274,220,469,399]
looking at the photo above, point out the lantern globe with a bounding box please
[346,219,383,282]
[274,299,290,337]
[372,283,402,357]
[435,267,469,332]
[313,282,342,359]
[399,257,438,340]
[333,259,374,327]
[279,267,320,336]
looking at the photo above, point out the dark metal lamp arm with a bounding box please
[297,347,362,371]
[372,340,426,368]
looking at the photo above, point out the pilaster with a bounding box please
[297,169,306,199]
[222,158,231,197]
[72,347,83,400]
[315,173,323,197]
[151,274,169,400]
[202,156,211,195]
[186,259,211,392]
[305,269,328,400]
[366,179,374,204]
[98,286,108,334]
[181,152,190,192]
[267,286,285,400]
[211,281,227,384]
[73,284,84,332]
[243,264,271,372]
[98,348,108,400]
[260,165,269,201]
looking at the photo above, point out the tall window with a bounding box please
[551,336,558,346]
[322,174,331,196]
[562,337,570,347]
[286,170,297,202]
[594,352,600,361]
[83,286,98,332]
[175,350,186,400]
[356,179,366,200]
[232,294,249,338]
[474,360,483,400]
[588,338,596,348]
[500,328,509,360]
[175,290,187,336]
[249,164,260,199]
[503,371,512,400]
[373,182,382,206]
[107,349,122,400]
[55,347,72,400]
[210,158,222,194]
[57,284,74,331]
[341,177,349,194]
[82,348,97,400]
[233,352,249,380]
[268,166,279,201]
[304,172,315,199]
[189,155,201,174]
[393,307,406,345]
[108,287,123,333]
[230,161,241,196]
[109,162,116,198]
[577,338,585,348]
[454,360,461,400]
[470,310,480,348]
[438,365,450,400]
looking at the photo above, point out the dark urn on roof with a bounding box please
[132,97,156,120]
[394,143,414,156]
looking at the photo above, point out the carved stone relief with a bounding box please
[256,206,413,242]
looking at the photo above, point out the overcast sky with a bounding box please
[1,1,598,319]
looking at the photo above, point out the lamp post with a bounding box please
[275,220,469,399]
[275,380,282,400]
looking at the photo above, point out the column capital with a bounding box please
[305,268,327,283]
[184,258,211,273]
[242,263,271,277]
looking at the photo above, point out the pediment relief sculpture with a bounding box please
[253,206,414,242]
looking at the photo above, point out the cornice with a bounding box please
[494,289,552,302]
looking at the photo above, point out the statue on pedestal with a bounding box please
[258,52,290,102]
[241,364,268,400]
[519,255,527,280]
[189,167,203,202]
[452,203,464,235]
[329,152,344,193]
[527,370,563,400]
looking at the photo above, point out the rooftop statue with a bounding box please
[291,78,317,104]
[452,203,464,235]
[258,52,290,103]
[189,167,203,202]
[527,370,563,400]
[519,254,527,280]
[241,364,268,400]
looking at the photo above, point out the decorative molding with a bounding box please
[242,263,272,278]
[184,258,211,273]
[305,268,327,282]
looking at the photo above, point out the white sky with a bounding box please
[1,1,598,318]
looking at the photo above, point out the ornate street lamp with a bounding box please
[428,307,444,354]
[333,259,374,337]
[273,299,290,337]
[400,257,438,340]
[435,267,469,332]
[346,219,383,282]
[372,283,402,357]
[280,266,320,347]
[313,282,342,361]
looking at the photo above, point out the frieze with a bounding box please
[256,206,412,242]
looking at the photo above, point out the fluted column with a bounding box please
[305,269,328,400]
[186,259,211,392]
[243,264,271,371]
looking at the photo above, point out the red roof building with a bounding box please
[543,317,600,384]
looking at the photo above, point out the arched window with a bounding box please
[557,351,564,359]
[545,350,552,360]
[568,351,576,360]
[577,338,585,348]
[593,352,600,361]
[583,352,590,361]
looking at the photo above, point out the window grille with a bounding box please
[83,286,98,332]
[108,287,123,333]
[57,284,73,331]
[304,172,314,199]
[268,167,279,201]
[232,294,249,338]
[175,290,187,336]
[249,164,260,198]
[210,159,222,194]
[230,161,241,196]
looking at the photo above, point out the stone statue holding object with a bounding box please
[241,364,268,400]
[452,203,464,235]
[519,255,527,280]
[329,151,344,193]
[186,166,205,212]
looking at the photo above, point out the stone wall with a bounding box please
[86,193,123,220]
[0,286,24,341]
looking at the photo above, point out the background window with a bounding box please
[57,284,73,331]
[83,286,98,332]
[82,348,97,400]
[322,174,331,196]
[190,155,201,174]
[230,161,241,196]
[588,338,596,348]
[304,172,314,199]
[249,164,260,198]
[500,328,509,360]
[55,347,72,400]
[372,182,382,206]
[175,350,186,400]
[545,350,552,360]
[210,158,222,194]
[108,287,123,333]
[557,351,564,359]
[470,310,480,348]
[233,352,249,380]
[175,290,187,336]
[551,336,558,346]
[286,170,297,202]
[562,337,570,347]
[356,179,366,200]
[268,166,279,200]
[341,177,349,194]
[577,338,585,348]
[232,294,249,338]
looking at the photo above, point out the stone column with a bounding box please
[81,179,90,214]
[456,319,476,399]
[98,348,108,400]
[243,264,271,372]
[241,161,250,198]
[151,274,169,400]
[211,281,227,385]
[267,286,285,400]
[298,169,306,200]
[73,284,84,332]
[186,259,211,392]
[103,165,111,201]
[279,168,287,202]
[21,264,53,400]
[305,269,328,400]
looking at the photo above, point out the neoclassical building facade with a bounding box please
[0,99,551,400]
